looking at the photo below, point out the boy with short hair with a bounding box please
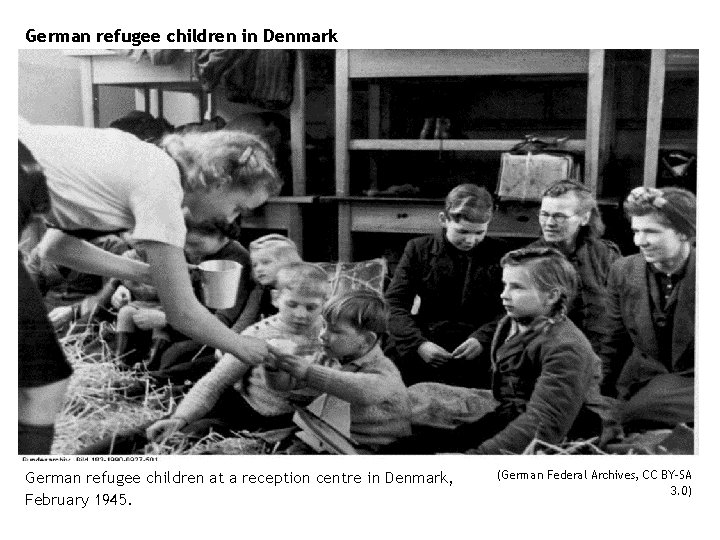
[272,290,412,451]
[385,184,507,388]
[146,262,331,441]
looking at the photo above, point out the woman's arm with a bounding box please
[139,240,269,365]
[37,229,151,283]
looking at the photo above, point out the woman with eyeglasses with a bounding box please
[598,187,695,445]
[527,179,621,353]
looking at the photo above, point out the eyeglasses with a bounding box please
[539,212,576,224]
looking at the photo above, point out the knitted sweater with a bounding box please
[301,344,412,448]
[173,315,323,421]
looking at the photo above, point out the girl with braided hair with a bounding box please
[385,247,603,454]
[19,122,283,452]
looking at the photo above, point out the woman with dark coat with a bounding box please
[599,187,696,435]
[528,179,621,353]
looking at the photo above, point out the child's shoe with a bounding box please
[145,337,171,372]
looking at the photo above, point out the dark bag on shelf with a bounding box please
[658,150,696,193]
[195,50,295,110]
[497,135,582,201]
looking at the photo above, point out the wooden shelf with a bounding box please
[659,139,697,152]
[666,49,699,72]
[335,49,612,261]
[349,139,586,152]
[346,50,590,79]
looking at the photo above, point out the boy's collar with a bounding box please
[335,338,380,365]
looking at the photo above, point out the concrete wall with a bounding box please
[18,49,266,129]
[18,50,137,127]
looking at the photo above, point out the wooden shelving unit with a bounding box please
[334,49,615,261]
[64,49,698,262]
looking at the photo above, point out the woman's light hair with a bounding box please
[160,129,282,195]
[322,290,388,335]
[542,179,604,238]
[500,246,578,317]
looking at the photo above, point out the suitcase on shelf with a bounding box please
[497,135,581,201]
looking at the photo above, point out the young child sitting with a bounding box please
[271,290,412,452]
[384,247,602,455]
[384,184,507,388]
[230,233,301,334]
[110,246,166,367]
[150,219,252,381]
[111,219,251,370]
[145,262,331,443]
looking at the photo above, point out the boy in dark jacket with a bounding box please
[385,184,506,388]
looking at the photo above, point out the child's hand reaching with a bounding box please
[418,341,453,367]
[273,352,313,380]
[451,337,483,360]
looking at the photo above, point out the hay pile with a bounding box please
[51,322,269,455]
[522,437,608,455]
[522,427,692,455]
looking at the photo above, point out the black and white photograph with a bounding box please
[18,48,698,456]
[11,1,719,536]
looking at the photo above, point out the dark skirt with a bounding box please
[18,256,72,387]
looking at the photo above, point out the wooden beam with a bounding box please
[336,50,353,261]
[585,49,605,194]
[338,203,353,261]
[348,50,590,78]
[644,50,667,188]
[290,50,307,196]
[78,57,98,127]
[350,139,586,152]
